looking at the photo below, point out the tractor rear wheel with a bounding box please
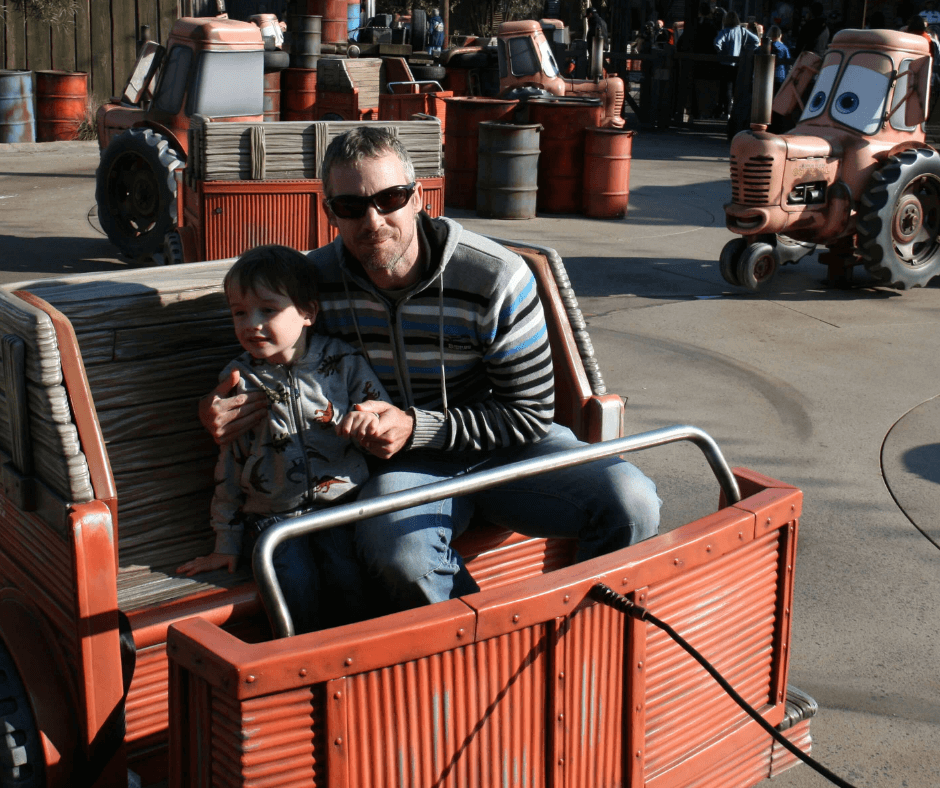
[857,147,940,289]
[96,127,183,261]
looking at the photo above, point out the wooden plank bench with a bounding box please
[0,240,623,782]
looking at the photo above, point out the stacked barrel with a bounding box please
[1,69,88,143]
[443,95,635,220]
[282,15,322,122]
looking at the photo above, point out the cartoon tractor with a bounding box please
[721,29,940,290]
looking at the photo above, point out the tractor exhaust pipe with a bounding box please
[751,37,775,131]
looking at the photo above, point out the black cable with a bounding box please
[590,583,860,788]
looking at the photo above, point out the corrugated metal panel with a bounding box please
[643,530,781,778]
[344,626,549,788]
[204,192,317,261]
[126,643,170,743]
[0,506,75,645]
[211,685,327,788]
[463,530,576,592]
[770,718,811,776]
[680,723,773,788]
[559,600,625,788]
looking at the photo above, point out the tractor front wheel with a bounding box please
[719,238,746,286]
[96,127,183,261]
[0,640,44,787]
[737,242,778,291]
[857,147,940,289]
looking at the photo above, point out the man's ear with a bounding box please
[413,180,424,214]
[325,198,338,228]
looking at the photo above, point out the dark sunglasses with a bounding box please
[325,183,417,220]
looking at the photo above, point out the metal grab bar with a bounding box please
[253,425,740,638]
[387,80,444,93]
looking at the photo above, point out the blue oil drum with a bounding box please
[0,70,36,144]
[476,121,541,220]
[347,1,360,41]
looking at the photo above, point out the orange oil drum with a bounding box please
[307,0,347,44]
[583,128,635,218]
[35,70,88,142]
[281,68,317,121]
[263,71,281,122]
[527,97,603,215]
[442,96,517,209]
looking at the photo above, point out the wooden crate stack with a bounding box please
[187,117,443,182]
[317,58,384,109]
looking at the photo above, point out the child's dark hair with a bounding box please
[224,244,319,316]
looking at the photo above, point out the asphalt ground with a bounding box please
[1,124,939,787]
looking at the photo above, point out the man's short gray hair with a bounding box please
[322,127,416,197]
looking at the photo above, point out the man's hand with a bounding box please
[199,369,267,445]
[176,552,238,577]
[336,400,414,459]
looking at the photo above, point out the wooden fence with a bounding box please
[1,0,178,105]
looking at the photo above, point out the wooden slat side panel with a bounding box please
[643,530,783,779]
[345,627,549,788]
[211,685,327,788]
[560,600,625,788]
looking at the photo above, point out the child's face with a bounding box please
[228,284,317,365]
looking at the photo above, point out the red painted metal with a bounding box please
[281,68,317,121]
[35,70,88,142]
[527,98,604,215]
[583,127,634,219]
[442,97,517,209]
[181,176,444,262]
[263,71,281,122]
[307,0,347,44]
[167,467,806,788]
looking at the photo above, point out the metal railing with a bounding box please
[253,424,741,638]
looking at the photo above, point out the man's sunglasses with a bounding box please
[325,183,417,220]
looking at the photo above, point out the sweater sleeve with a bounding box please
[410,261,554,452]
[208,362,250,556]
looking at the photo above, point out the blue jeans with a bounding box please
[245,513,367,633]
[355,424,662,611]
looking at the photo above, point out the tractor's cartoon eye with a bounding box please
[809,91,827,111]
[835,92,860,114]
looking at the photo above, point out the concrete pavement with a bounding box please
[1,126,939,787]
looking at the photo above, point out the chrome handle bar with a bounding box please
[254,425,740,638]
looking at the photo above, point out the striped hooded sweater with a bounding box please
[309,214,555,453]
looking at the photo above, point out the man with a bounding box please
[428,7,445,53]
[202,127,661,612]
[793,2,829,58]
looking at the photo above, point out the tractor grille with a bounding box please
[730,154,775,205]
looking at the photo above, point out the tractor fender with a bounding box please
[130,119,187,160]
[817,180,854,241]
[0,589,78,787]
[884,139,936,161]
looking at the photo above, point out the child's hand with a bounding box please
[337,408,381,443]
[336,401,414,459]
[176,552,238,577]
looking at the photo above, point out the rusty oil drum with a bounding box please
[476,121,541,220]
[290,14,322,69]
[0,70,35,143]
[281,68,318,121]
[263,71,281,122]
[583,127,635,218]
[307,0,347,44]
[443,97,517,209]
[526,97,603,214]
[35,70,87,141]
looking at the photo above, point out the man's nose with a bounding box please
[361,203,385,228]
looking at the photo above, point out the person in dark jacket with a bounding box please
[794,2,829,57]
